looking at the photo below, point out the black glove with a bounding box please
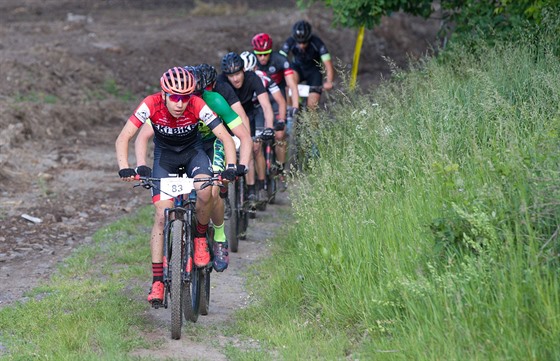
[261,128,275,140]
[274,121,286,131]
[118,168,136,178]
[135,165,152,177]
[236,164,248,176]
[221,164,237,182]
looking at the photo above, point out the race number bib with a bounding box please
[159,177,194,201]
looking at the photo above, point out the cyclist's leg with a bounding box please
[301,66,323,110]
[148,147,174,302]
[187,147,214,228]
[206,138,227,242]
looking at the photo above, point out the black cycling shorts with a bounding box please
[292,63,323,94]
[151,144,213,202]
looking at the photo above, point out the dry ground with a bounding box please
[0,0,439,358]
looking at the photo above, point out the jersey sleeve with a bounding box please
[129,95,155,128]
[190,96,222,130]
[204,91,242,130]
[279,37,292,57]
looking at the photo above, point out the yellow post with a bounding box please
[350,25,365,89]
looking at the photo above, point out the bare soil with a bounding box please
[0,0,439,358]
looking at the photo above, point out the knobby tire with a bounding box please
[183,209,200,323]
[170,219,184,340]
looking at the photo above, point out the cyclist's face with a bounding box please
[256,53,270,66]
[226,70,244,89]
[162,92,189,118]
[297,42,308,51]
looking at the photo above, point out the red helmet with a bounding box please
[251,33,272,54]
[160,67,196,95]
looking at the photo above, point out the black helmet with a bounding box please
[183,65,203,92]
[221,52,244,75]
[292,20,312,43]
[196,63,217,89]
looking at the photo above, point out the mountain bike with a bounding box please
[135,172,222,340]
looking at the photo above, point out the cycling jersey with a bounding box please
[217,71,267,115]
[255,52,294,90]
[212,80,239,107]
[129,93,221,153]
[198,90,242,141]
[279,35,331,71]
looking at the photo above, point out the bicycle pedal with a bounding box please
[150,300,163,309]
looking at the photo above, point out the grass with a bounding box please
[230,35,560,360]
[0,207,154,360]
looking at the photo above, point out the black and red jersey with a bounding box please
[255,52,294,88]
[129,93,220,153]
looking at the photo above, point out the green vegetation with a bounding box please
[0,207,154,360]
[233,31,560,360]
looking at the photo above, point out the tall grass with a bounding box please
[236,37,560,359]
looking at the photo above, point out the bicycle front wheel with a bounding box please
[170,219,184,340]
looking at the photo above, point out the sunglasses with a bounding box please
[166,93,190,103]
[256,53,269,58]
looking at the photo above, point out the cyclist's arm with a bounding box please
[229,117,252,169]
[115,120,140,170]
[211,123,237,168]
[230,101,251,135]
[134,123,154,167]
[285,72,299,109]
[271,89,287,122]
[322,54,335,91]
[257,92,274,129]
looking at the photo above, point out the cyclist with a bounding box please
[280,20,335,110]
[218,51,274,205]
[134,65,252,272]
[115,67,237,305]
[241,51,288,189]
[249,35,294,179]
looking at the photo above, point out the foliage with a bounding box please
[298,0,560,45]
[297,0,433,29]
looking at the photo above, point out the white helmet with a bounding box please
[240,51,258,72]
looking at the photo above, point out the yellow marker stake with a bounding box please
[350,25,365,89]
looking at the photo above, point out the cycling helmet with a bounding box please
[251,33,272,53]
[221,52,244,75]
[196,63,217,89]
[292,20,312,43]
[183,65,203,92]
[240,51,258,72]
[160,67,196,95]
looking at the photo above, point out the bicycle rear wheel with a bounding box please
[183,210,201,323]
[226,182,239,252]
[199,268,211,315]
[170,219,184,340]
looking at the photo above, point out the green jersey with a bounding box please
[198,90,242,141]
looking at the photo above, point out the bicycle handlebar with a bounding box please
[134,175,223,191]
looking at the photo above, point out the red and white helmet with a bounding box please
[160,67,196,95]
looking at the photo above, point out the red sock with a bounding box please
[152,263,163,283]
[196,222,208,237]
